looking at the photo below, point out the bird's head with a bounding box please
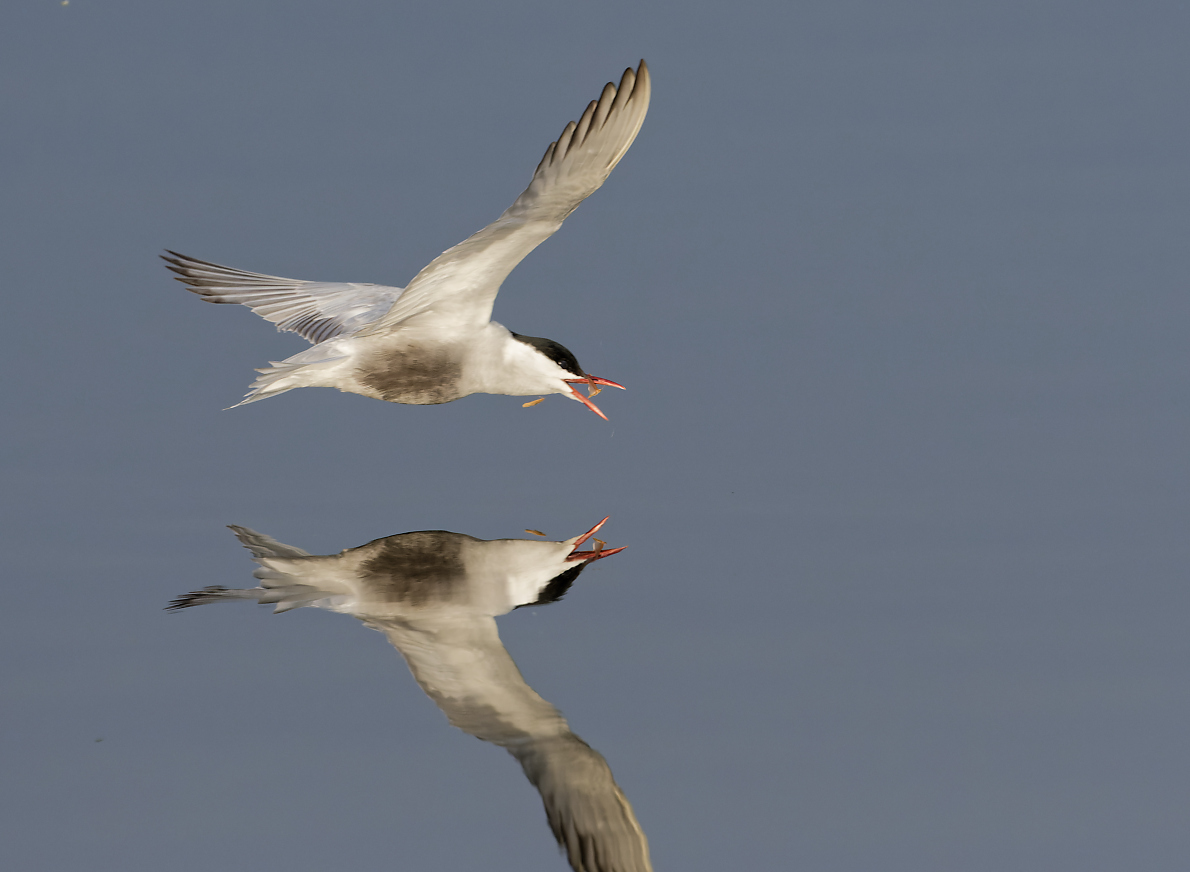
[509,332,625,419]
[512,517,626,608]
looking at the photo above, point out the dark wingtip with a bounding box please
[164,586,228,611]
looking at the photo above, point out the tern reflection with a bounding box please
[168,518,651,872]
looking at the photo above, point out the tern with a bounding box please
[167,519,651,872]
[164,61,650,420]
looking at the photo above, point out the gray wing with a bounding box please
[381,617,652,872]
[511,735,653,872]
[381,615,568,745]
[163,251,402,344]
[363,61,651,334]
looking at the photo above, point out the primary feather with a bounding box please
[161,252,401,344]
[364,62,652,333]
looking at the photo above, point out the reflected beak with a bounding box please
[563,375,625,420]
[566,516,627,562]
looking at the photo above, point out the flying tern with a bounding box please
[164,61,650,420]
[167,519,651,872]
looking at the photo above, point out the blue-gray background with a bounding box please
[3,1,1188,869]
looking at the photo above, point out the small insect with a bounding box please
[591,538,606,556]
[525,529,547,537]
[522,397,546,408]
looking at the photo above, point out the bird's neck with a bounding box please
[460,324,564,397]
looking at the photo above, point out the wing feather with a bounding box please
[511,735,653,872]
[363,61,651,334]
[162,251,402,344]
[381,617,652,872]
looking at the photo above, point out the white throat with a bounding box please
[460,323,576,397]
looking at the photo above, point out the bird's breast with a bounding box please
[354,340,467,405]
[357,532,471,607]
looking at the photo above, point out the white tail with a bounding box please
[226,346,349,409]
[165,527,337,614]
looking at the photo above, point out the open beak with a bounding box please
[565,516,627,562]
[581,375,626,391]
[564,375,625,420]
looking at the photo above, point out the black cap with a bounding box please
[510,332,584,378]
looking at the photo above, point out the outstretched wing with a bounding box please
[511,735,653,872]
[163,251,402,345]
[381,615,568,745]
[363,61,651,334]
[382,616,652,872]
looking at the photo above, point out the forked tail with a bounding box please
[165,526,332,614]
[226,347,348,409]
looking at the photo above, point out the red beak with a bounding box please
[566,516,627,562]
[563,375,626,420]
[582,376,627,390]
[565,382,608,420]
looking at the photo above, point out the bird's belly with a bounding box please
[355,532,471,608]
[354,344,466,405]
